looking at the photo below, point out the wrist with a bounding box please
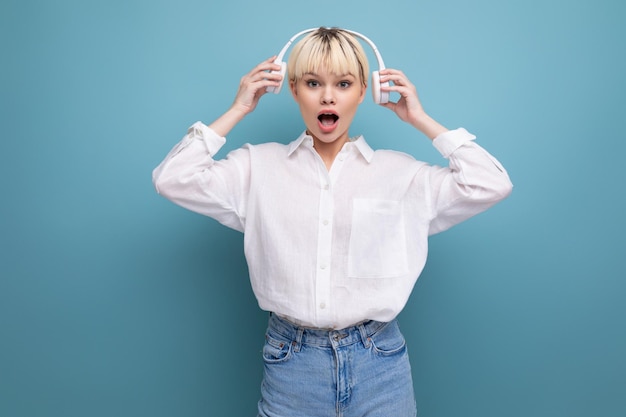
[410,112,448,140]
[227,104,249,121]
[208,107,247,138]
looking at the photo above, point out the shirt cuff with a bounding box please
[432,128,476,158]
[188,121,226,156]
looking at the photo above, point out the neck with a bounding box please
[310,132,349,170]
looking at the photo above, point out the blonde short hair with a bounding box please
[287,27,369,86]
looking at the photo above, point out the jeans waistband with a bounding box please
[268,313,391,348]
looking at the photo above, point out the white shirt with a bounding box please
[153,122,512,329]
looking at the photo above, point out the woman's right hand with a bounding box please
[208,57,283,138]
[231,56,283,115]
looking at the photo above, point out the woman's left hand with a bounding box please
[378,69,425,125]
[379,69,448,140]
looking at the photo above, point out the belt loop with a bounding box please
[293,327,304,352]
[358,322,371,348]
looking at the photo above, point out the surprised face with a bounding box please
[290,66,366,148]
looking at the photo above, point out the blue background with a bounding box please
[1,0,625,416]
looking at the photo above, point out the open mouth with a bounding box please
[317,113,339,126]
[317,112,340,133]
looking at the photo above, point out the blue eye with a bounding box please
[339,81,352,88]
[306,80,319,88]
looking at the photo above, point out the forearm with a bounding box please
[410,111,448,141]
[208,106,247,138]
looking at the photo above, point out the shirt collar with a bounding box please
[287,131,374,163]
[351,135,374,163]
[287,131,313,156]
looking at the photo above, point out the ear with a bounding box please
[289,79,299,101]
[358,82,367,104]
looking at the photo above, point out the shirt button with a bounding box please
[323,184,329,190]
[319,303,326,309]
[322,219,329,226]
[320,264,327,270]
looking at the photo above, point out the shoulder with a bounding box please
[241,141,290,155]
[372,148,423,166]
[367,149,432,181]
[229,141,292,165]
[353,135,430,172]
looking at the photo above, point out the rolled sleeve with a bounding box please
[188,121,226,156]
[432,128,477,158]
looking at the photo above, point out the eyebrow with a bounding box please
[303,72,356,78]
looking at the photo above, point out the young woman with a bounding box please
[153,27,512,417]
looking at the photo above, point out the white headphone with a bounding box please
[266,28,389,104]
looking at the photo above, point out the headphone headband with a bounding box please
[267,27,389,104]
[274,28,386,71]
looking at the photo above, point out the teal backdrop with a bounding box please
[1,0,625,416]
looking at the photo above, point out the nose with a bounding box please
[321,88,335,104]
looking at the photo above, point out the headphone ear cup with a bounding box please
[266,61,287,94]
[371,71,389,104]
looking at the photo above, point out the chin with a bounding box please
[317,133,342,143]
[308,126,348,144]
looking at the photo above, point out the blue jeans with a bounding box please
[257,314,417,417]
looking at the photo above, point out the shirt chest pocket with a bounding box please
[348,199,409,278]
